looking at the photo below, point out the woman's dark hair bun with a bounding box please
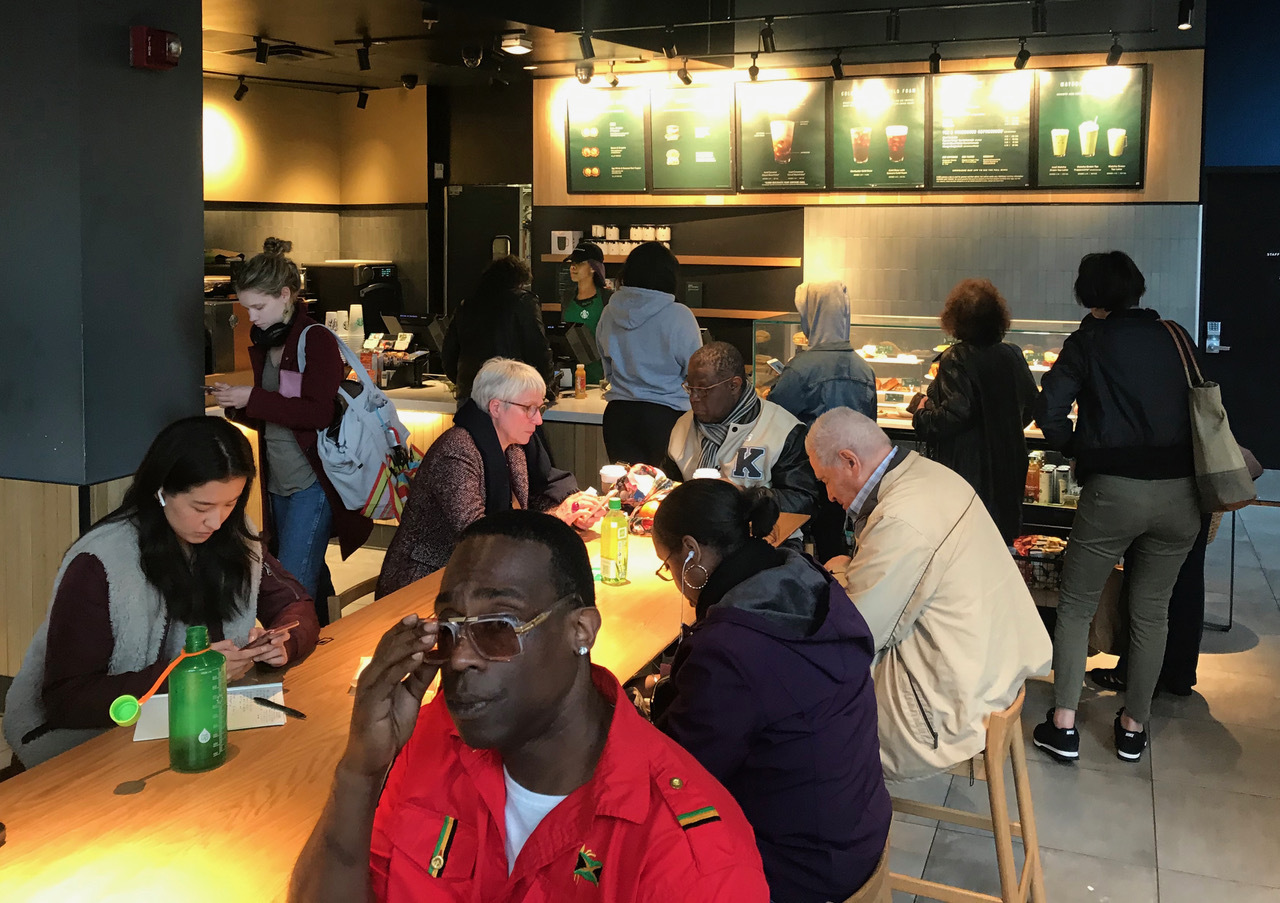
[262,237,293,257]
[743,488,781,540]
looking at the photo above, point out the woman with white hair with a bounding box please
[376,358,602,597]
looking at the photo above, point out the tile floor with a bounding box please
[3,483,1277,902]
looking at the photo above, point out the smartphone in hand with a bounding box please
[242,620,300,651]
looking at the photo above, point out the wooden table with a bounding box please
[0,536,685,902]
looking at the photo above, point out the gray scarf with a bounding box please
[695,385,762,469]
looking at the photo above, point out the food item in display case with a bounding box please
[792,331,808,347]
[927,361,940,380]
[1043,349,1060,365]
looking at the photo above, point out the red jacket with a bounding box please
[232,311,373,558]
[370,666,770,903]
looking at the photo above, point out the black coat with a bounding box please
[442,288,554,400]
[913,341,1038,543]
[1036,308,1193,482]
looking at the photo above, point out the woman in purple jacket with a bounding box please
[651,479,891,903]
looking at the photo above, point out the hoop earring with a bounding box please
[682,563,708,591]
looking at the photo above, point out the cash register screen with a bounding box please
[547,323,600,366]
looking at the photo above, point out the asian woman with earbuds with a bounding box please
[212,238,372,623]
[649,479,891,903]
[3,417,319,772]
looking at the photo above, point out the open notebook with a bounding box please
[132,683,288,742]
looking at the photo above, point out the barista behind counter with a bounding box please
[668,342,820,523]
[560,241,611,385]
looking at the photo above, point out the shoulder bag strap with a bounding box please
[1161,320,1201,388]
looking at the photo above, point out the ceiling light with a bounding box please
[575,61,593,84]
[662,27,678,60]
[579,32,595,60]
[233,76,248,101]
[401,73,419,89]
[357,38,371,71]
[759,17,776,54]
[607,61,619,88]
[254,37,269,65]
[885,9,901,43]
[1106,34,1123,66]
[748,51,759,81]
[929,43,941,74]
[831,51,845,80]
[501,32,533,55]
[677,59,692,86]
[1177,0,1194,30]
[523,64,538,71]
[1014,39,1030,70]
[356,90,369,109]
[1032,0,1048,35]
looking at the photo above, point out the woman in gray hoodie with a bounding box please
[594,242,702,469]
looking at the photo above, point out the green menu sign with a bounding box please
[650,86,734,192]
[566,89,647,193]
[833,76,926,189]
[1037,66,1145,188]
[932,71,1032,188]
[737,80,828,191]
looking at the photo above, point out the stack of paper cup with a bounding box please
[348,304,364,336]
[324,311,340,332]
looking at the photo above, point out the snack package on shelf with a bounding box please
[1012,534,1069,593]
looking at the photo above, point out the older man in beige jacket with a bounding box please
[806,408,1051,781]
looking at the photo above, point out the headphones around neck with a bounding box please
[250,320,292,347]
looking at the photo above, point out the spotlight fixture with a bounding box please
[929,43,941,75]
[357,38,371,71]
[461,45,483,68]
[1177,0,1194,30]
[233,75,249,101]
[490,75,510,88]
[1032,0,1048,35]
[254,36,269,65]
[885,9,901,43]
[356,90,369,109]
[662,27,678,60]
[579,32,595,60]
[1014,39,1030,70]
[1106,34,1123,66]
[748,51,760,82]
[677,58,692,86]
[759,17,776,54]
[421,1,438,27]
[401,73,419,90]
[830,51,845,80]
[607,61,619,88]
[500,32,533,55]
[575,61,594,84]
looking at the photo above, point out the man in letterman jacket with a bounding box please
[667,342,820,523]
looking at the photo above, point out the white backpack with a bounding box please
[296,324,420,521]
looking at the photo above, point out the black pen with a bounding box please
[253,696,307,720]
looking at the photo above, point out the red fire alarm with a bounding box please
[129,26,182,71]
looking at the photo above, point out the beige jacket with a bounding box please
[834,451,1051,781]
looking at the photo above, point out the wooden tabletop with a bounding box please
[0,536,687,903]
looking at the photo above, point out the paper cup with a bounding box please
[599,464,628,492]
[348,304,364,333]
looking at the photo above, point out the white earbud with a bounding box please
[156,490,166,508]
[684,550,694,565]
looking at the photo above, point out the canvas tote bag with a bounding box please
[1161,320,1256,513]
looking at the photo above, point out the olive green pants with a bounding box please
[1052,474,1200,724]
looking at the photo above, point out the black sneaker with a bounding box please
[1033,709,1080,763]
[1113,711,1148,762]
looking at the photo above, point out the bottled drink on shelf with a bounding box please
[574,364,587,399]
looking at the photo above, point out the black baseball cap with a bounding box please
[564,241,604,264]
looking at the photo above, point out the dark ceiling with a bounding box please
[200,0,1206,93]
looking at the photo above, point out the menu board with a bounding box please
[737,80,828,191]
[565,89,647,193]
[832,76,927,189]
[932,71,1033,188]
[1037,66,1145,188]
[650,87,734,191]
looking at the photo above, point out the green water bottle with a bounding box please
[600,498,629,586]
[168,625,227,773]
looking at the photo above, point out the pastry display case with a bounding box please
[753,314,1077,428]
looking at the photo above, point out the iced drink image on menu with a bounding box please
[1051,129,1069,157]
[1107,128,1127,157]
[770,120,796,164]
[851,127,872,164]
[1079,120,1100,157]
[885,125,908,163]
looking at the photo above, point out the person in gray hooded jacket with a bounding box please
[594,242,702,469]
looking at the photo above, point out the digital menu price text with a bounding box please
[737,81,828,191]
[932,71,1033,188]
[832,76,927,189]
[650,87,734,191]
[1037,66,1145,187]
[565,90,648,193]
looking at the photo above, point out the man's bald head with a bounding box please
[805,408,893,509]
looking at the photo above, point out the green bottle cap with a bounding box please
[608,497,622,510]
[109,695,142,726]
[184,625,210,654]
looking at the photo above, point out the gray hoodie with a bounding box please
[595,286,702,410]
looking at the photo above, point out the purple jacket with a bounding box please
[657,546,891,903]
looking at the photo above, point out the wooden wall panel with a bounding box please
[533,50,1203,208]
[542,421,610,491]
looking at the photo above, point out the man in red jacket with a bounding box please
[290,510,769,903]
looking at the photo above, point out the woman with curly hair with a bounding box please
[912,278,1037,543]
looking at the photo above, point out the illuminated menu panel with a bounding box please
[649,86,734,191]
[1037,66,1146,187]
[737,80,828,191]
[932,71,1033,188]
[832,76,927,190]
[565,89,647,193]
